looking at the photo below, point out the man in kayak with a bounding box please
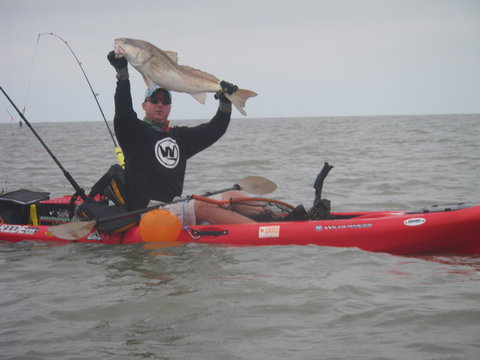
[108,51,254,225]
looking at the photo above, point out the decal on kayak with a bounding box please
[315,223,373,231]
[87,231,102,241]
[0,224,39,235]
[259,225,280,238]
[404,218,426,226]
[155,137,180,169]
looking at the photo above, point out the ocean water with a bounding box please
[1,115,479,359]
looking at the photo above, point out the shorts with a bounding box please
[148,194,223,226]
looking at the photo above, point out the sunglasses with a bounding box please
[146,96,171,105]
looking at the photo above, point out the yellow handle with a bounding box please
[115,147,125,168]
[29,204,39,226]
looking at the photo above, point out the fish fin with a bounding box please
[225,88,258,116]
[191,92,208,104]
[164,51,178,63]
[180,65,220,83]
[141,73,156,90]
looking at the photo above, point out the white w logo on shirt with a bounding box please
[155,138,180,169]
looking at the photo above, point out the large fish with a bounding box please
[113,38,257,116]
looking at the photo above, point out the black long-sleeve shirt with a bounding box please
[113,79,231,210]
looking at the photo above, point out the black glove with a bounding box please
[215,80,238,103]
[107,51,127,70]
[107,51,129,80]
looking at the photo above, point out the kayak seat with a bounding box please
[89,164,127,206]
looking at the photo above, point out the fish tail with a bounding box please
[225,89,257,116]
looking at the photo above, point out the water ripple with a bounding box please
[1,115,480,359]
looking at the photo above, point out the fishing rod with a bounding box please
[37,32,124,167]
[1,86,88,201]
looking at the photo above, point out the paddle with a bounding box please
[48,175,277,240]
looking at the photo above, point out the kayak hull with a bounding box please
[1,202,479,256]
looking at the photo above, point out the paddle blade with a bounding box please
[48,220,96,240]
[139,209,182,243]
[236,176,277,195]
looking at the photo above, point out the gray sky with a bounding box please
[1,0,479,122]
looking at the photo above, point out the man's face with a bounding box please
[142,95,171,124]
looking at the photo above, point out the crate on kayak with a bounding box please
[0,189,50,225]
[36,195,82,225]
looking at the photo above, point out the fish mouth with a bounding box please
[114,42,125,57]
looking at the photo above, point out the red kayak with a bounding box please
[1,191,479,256]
